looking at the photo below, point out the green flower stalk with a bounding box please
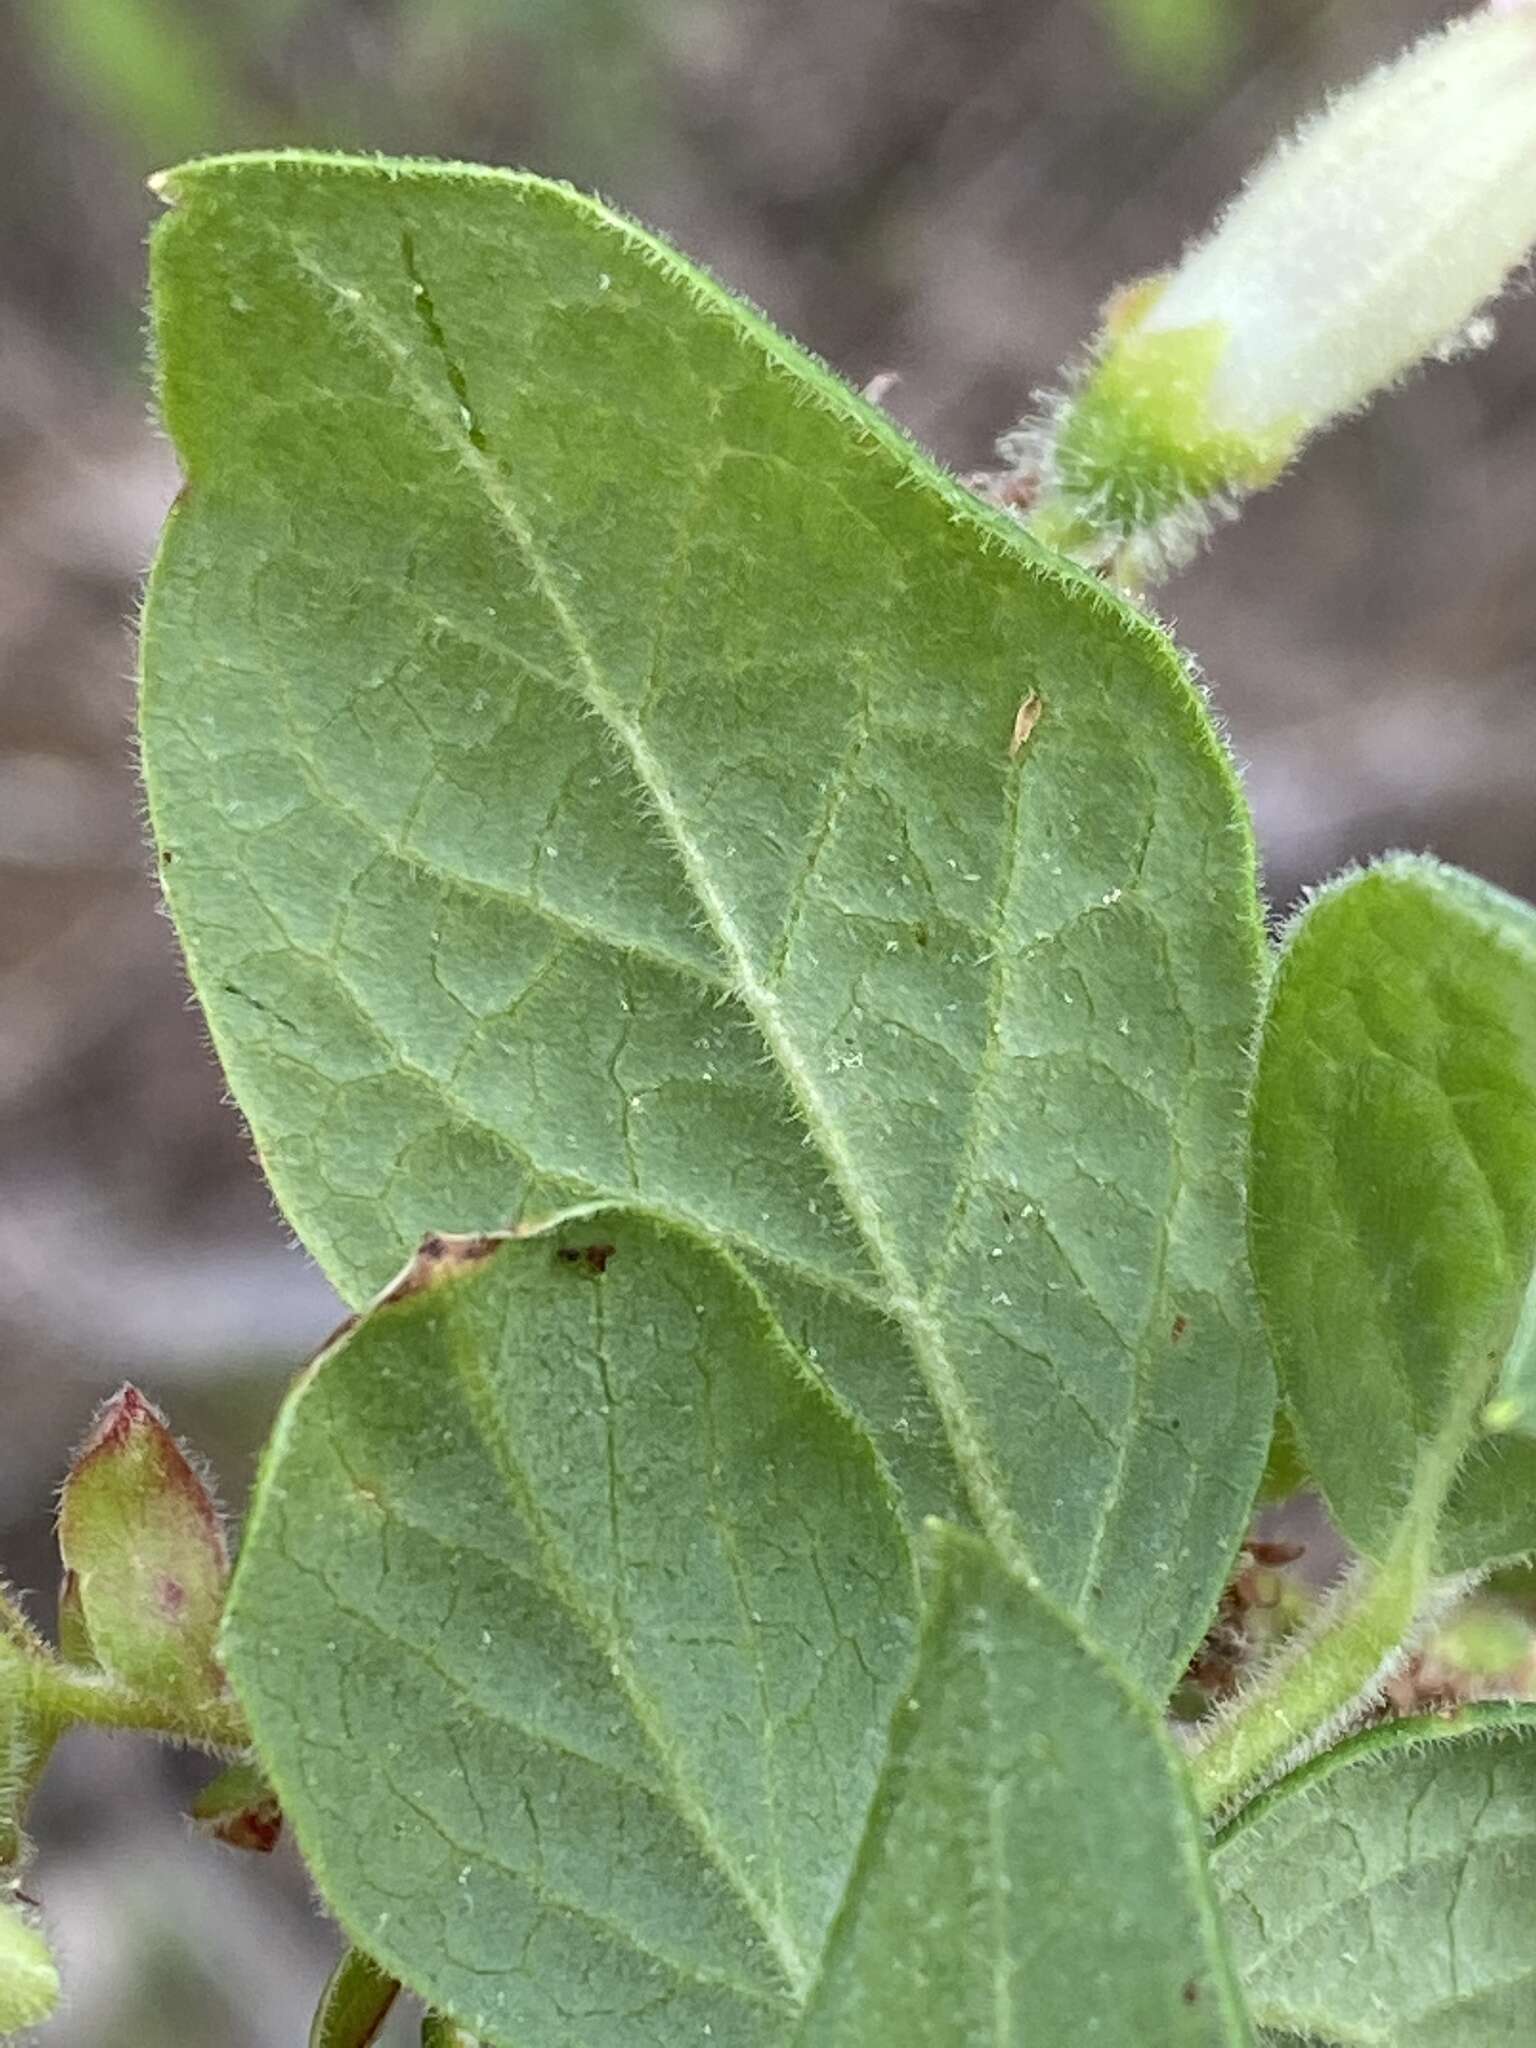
[1007,0,1536,582]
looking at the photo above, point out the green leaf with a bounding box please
[1483,1257,1536,1439]
[798,1525,1252,2046]
[1097,0,1240,92]
[221,1210,919,2048]
[1197,859,1536,1816]
[19,0,244,159]
[141,151,1270,1685]
[0,1892,58,2034]
[421,2019,482,2048]
[1251,858,1536,1575]
[310,1946,401,2048]
[1216,1706,1536,2044]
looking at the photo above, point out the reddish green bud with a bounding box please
[309,1948,400,2048]
[0,1889,57,2033]
[57,1385,229,1706]
[191,1759,282,1854]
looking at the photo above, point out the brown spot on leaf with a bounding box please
[1009,692,1044,760]
[557,1242,618,1275]
[379,1230,505,1306]
[1182,1980,1200,2006]
[1171,1314,1189,1342]
[305,1310,360,1370]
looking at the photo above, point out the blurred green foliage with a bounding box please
[23,0,1240,174]
[1098,0,1243,91]
[22,0,292,160]
[18,0,660,168]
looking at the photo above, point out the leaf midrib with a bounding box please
[263,1533,794,2017]
[279,227,1027,1576]
[437,1273,812,1996]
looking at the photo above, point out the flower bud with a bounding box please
[1017,2,1536,573]
[57,1385,229,1707]
[191,1759,282,1854]
[0,1890,57,2034]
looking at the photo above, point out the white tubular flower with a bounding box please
[1014,1,1536,580]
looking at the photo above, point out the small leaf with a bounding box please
[141,150,1272,1689]
[311,1946,400,2048]
[1215,1706,1536,2044]
[58,1384,230,1704]
[1250,858,1536,1575]
[192,1759,283,1854]
[798,1524,1252,2045]
[422,2019,480,2048]
[222,1211,919,2048]
[55,1571,95,1667]
[0,1891,58,2034]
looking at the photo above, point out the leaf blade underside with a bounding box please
[221,1213,919,2048]
[1249,857,1536,1574]
[1216,1707,1536,2045]
[797,1526,1253,2047]
[142,151,1270,1685]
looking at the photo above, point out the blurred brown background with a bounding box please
[2,1,1532,2038]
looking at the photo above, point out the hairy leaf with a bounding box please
[221,1211,918,2048]
[0,1893,57,2035]
[1216,1707,1536,2044]
[1250,858,1536,1572]
[798,1525,1252,2046]
[310,1946,400,2048]
[141,153,1269,1683]
[1484,1258,1536,1440]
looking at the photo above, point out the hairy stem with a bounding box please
[1191,1364,1490,1820]
[27,1659,250,1753]
[1189,1547,1422,1818]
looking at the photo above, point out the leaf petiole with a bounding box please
[1191,1357,1491,1819]
[25,1655,249,1754]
